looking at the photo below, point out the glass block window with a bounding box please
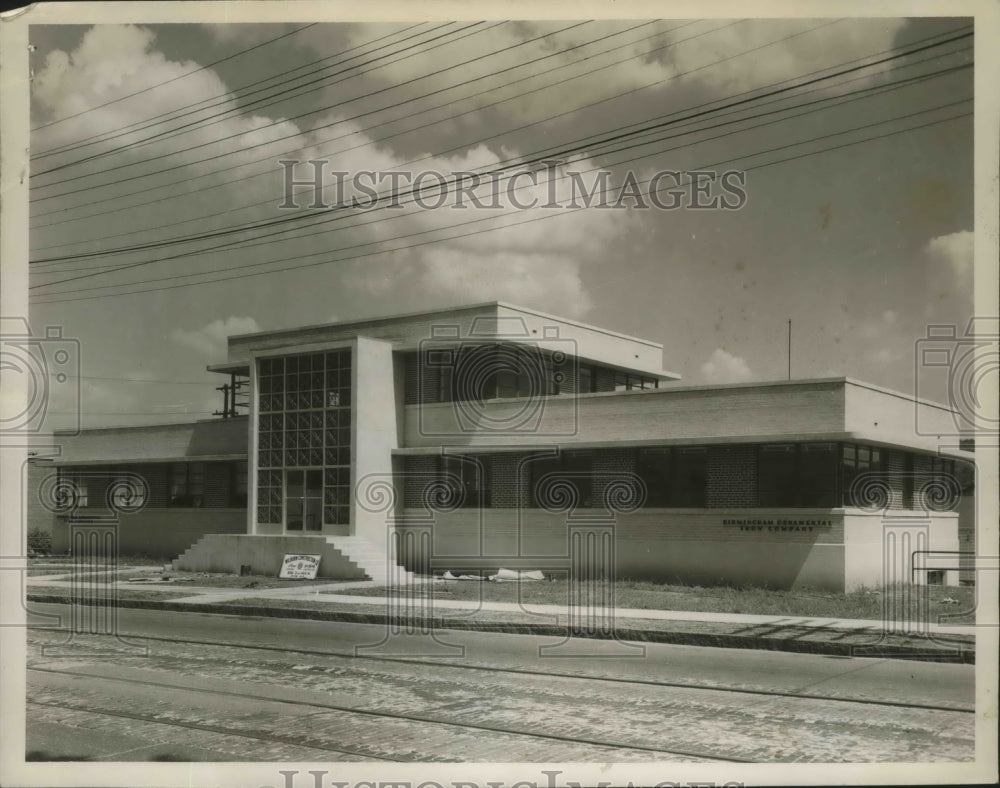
[256,349,352,526]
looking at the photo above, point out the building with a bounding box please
[28,301,974,590]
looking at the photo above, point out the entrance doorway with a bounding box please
[286,469,322,531]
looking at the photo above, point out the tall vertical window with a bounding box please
[929,455,961,511]
[440,454,492,508]
[798,443,838,506]
[636,448,671,506]
[230,460,248,507]
[758,444,797,506]
[579,364,596,394]
[169,462,205,507]
[841,443,883,506]
[670,447,707,507]
[256,349,352,527]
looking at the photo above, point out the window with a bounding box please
[494,368,532,399]
[671,447,707,507]
[579,364,596,394]
[798,443,838,507]
[760,443,838,507]
[169,462,205,507]
[531,450,593,508]
[256,349,352,527]
[841,443,883,507]
[636,448,672,507]
[56,469,89,508]
[614,372,659,391]
[928,456,961,512]
[231,461,248,507]
[439,365,454,403]
[440,454,492,508]
[634,447,708,507]
[902,451,915,510]
[109,470,148,510]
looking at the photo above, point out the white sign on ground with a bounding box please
[279,554,321,580]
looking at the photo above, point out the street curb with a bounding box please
[26,594,975,664]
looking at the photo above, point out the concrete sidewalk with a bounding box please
[26,572,979,640]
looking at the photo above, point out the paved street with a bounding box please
[23,603,974,763]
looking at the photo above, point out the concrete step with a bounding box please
[325,536,416,585]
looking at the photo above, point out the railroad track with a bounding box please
[27,666,741,763]
[28,626,975,714]
[25,620,975,762]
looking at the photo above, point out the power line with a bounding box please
[33,19,966,233]
[30,22,495,175]
[30,20,967,236]
[30,61,968,287]
[33,51,964,271]
[30,23,318,131]
[30,103,971,304]
[29,20,580,186]
[30,22,435,158]
[29,32,971,280]
[29,19,708,226]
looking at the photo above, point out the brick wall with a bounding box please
[489,452,533,508]
[592,448,638,507]
[402,455,438,507]
[707,445,757,507]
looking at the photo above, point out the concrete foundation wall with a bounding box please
[173,534,366,579]
[398,507,847,590]
[843,511,959,589]
[52,509,246,558]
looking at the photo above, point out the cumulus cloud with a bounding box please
[336,18,907,124]
[667,18,907,95]
[925,230,973,285]
[924,230,974,318]
[31,27,635,320]
[700,347,753,383]
[171,316,261,358]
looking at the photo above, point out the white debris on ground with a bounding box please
[438,568,546,582]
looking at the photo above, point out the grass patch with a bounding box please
[28,568,157,579]
[158,570,348,589]
[27,585,197,601]
[332,579,977,624]
[27,555,167,568]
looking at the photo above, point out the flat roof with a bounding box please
[225,300,665,350]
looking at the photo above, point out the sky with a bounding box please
[22,16,975,429]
